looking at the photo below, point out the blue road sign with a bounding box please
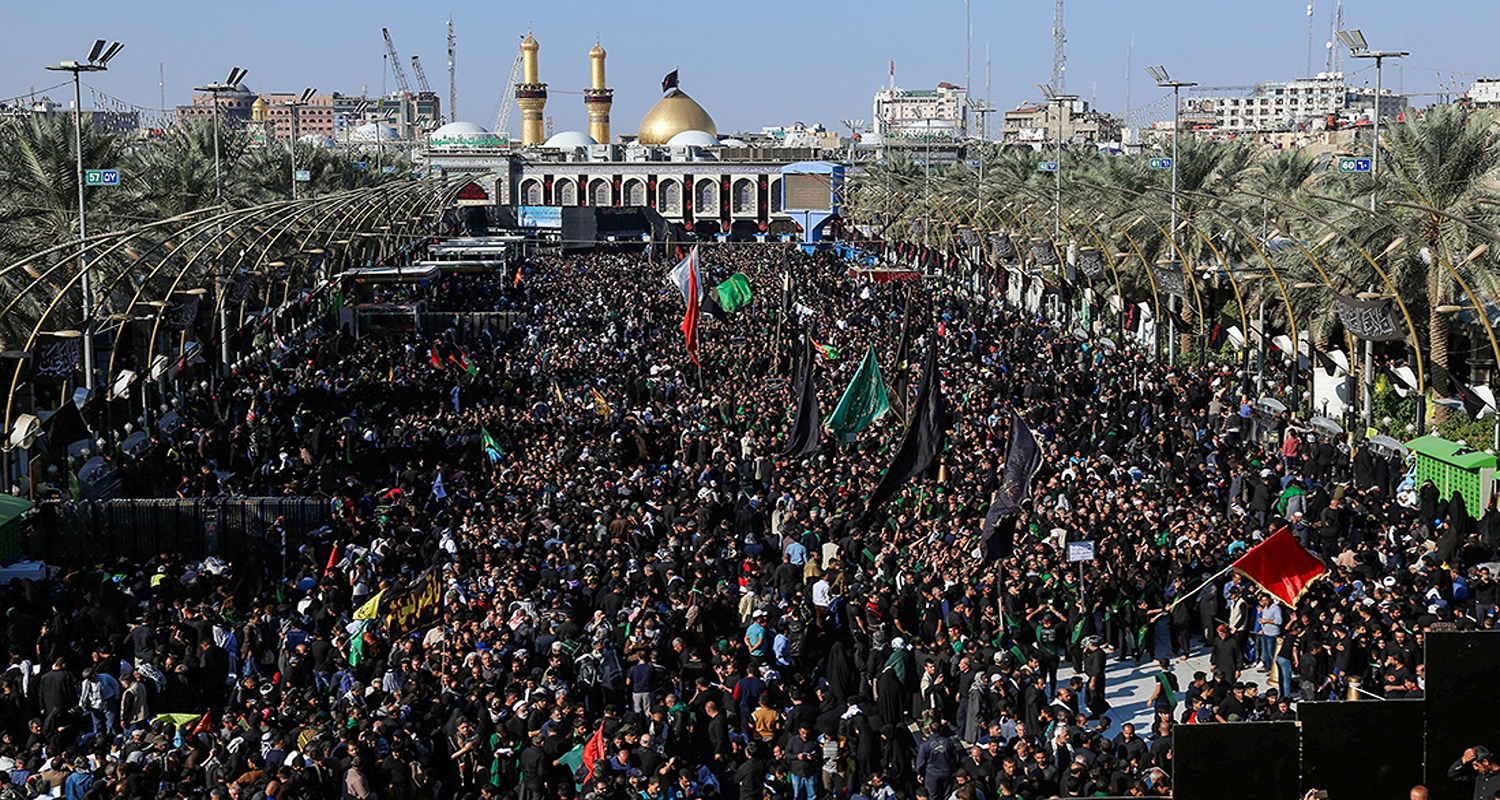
[1038,161,1059,172]
[1148,157,1173,170]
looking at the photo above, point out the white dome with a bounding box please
[433,120,489,136]
[666,129,720,148]
[719,137,749,147]
[545,130,598,149]
[349,122,399,143]
[298,133,335,148]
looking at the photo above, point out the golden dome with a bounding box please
[250,96,269,122]
[637,89,717,145]
[590,42,606,59]
[521,34,538,52]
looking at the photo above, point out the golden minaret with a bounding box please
[516,33,548,146]
[585,41,613,144]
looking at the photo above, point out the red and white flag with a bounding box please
[669,246,703,365]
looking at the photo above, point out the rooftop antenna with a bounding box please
[966,0,972,134]
[447,15,457,122]
[1125,37,1132,142]
[1052,0,1067,93]
[1306,2,1315,77]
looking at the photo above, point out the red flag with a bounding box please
[190,711,213,736]
[514,265,524,286]
[581,722,606,782]
[1231,527,1326,607]
[681,253,701,365]
[324,543,339,577]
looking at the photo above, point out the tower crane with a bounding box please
[494,45,524,137]
[381,28,413,96]
[411,55,433,95]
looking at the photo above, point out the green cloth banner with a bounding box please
[827,346,891,437]
[716,273,753,312]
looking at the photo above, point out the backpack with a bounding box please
[784,616,808,658]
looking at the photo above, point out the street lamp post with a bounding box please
[1337,30,1407,213]
[1147,66,1196,366]
[1037,84,1077,239]
[194,68,247,376]
[45,39,124,392]
[193,68,247,205]
[285,88,316,200]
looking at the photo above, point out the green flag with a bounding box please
[480,427,502,462]
[716,273,753,312]
[827,346,891,438]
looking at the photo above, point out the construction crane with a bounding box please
[447,16,457,122]
[411,55,433,95]
[381,28,412,96]
[494,46,524,137]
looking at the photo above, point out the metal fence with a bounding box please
[29,497,331,565]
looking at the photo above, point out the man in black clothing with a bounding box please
[1210,624,1242,682]
[1449,746,1500,800]
[735,743,769,800]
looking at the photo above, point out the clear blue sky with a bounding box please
[2,0,1496,135]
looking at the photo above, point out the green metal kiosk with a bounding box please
[1405,435,1497,514]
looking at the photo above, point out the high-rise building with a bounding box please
[872,83,968,139]
[1187,73,1406,133]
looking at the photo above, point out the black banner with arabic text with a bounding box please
[384,568,444,637]
[1333,292,1404,341]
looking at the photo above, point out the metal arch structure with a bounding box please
[978,184,1167,347]
[968,182,1179,354]
[1233,189,1426,397]
[0,178,457,466]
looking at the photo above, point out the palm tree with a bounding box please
[0,114,126,263]
[0,114,126,347]
[1375,105,1500,389]
[126,118,247,219]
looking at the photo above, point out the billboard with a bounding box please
[517,206,563,229]
[784,173,833,211]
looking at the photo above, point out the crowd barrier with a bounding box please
[29,496,330,566]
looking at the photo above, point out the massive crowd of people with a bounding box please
[0,241,1491,799]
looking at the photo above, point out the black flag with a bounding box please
[982,411,1042,560]
[1451,370,1489,419]
[781,333,821,457]
[888,289,915,414]
[661,69,679,93]
[864,342,950,517]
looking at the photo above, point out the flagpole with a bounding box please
[1150,561,1238,622]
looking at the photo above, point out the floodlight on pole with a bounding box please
[1147,64,1194,364]
[45,38,124,391]
[193,67,246,377]
[1338,29,1406,212]
[285,88,317,200]
[1037,83,1076,239]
